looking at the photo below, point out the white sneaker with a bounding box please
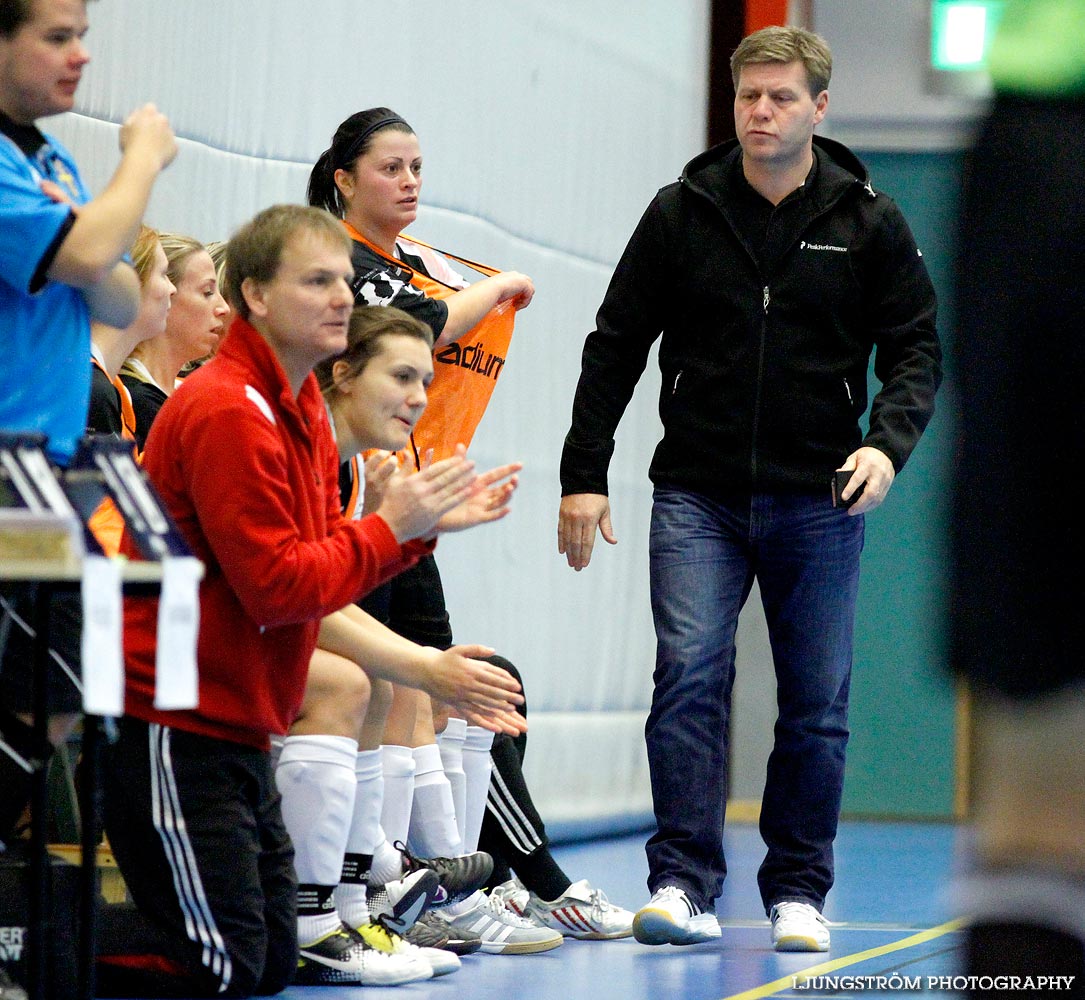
[770,900,830,952]
[490,878,532,915]
[632,886,721,946]
[295,922,433,985]
[355,918,461,977]
[517,878,635,939]
[439,890,564,954]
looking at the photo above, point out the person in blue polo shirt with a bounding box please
[0,0,176,465]
[0,0,178,909]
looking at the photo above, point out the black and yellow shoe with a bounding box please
[355,916,460,977]
[295,922,431,986]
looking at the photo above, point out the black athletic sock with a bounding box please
[479,736,541,865]
[510,845,572,902]
[965,922,1085,998]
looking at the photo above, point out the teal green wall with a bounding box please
[841,150,964,818]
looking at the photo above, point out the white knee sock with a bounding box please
[275,734,357,943]
[407,742,461,858]
[437,718,468,846]
[334,749,384,928]
[368,834,405,886]
[462,726,495,853]
[379,744,416,848]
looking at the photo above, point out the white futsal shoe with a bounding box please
[632,886,721,946]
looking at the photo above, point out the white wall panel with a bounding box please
[811,0,989,150]
[47,0,711,832]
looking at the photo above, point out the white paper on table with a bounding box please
[154,554,201,710]
[81,554,124,716]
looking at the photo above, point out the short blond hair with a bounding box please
[224,205,350,321]
[730,25,832,97]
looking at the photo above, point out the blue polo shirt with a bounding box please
[0,123,92,465]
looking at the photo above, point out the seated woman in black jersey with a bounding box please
[86,224,175,560]
[88,224,174,445]
[276,306,528,982]
[119,234,229,449]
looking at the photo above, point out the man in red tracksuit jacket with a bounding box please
[97,205,503,997]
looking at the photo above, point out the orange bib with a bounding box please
[343,223,517,466]
[87,358,139,556]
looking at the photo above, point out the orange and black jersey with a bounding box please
[348,235,449,337]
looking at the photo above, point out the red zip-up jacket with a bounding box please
[121,316,433,748]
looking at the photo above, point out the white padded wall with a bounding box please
[48,0,710,834]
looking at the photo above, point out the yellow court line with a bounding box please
[720,918,965,1000]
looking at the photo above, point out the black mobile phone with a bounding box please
[831,469,865,508]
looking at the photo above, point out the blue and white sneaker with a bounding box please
[632,886,721,946]
[366,868,439,934]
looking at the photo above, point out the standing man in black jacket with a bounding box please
[557,25,941,953]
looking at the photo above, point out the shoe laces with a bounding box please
[393,839,465,887]
[582,885,613,921]
[773,901,828,925]
[482,889,536,927]
[363,916,404,952]
[542,881,614,921]
[492,880,530,914]
[392,839,426,874]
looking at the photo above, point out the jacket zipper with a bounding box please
[680,169,866,491]
[750,283,770,482]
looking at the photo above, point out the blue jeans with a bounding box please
[645,488,864,915]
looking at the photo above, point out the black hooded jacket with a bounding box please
[560,135,942,498]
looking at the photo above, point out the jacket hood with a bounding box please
[680,134,874,200]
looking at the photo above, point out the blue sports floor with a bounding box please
[255,819,969,1000]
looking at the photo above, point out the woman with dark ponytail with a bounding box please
[302,109,636,952]
[307,107,534,347]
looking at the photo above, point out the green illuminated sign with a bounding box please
[930,0,1007,71]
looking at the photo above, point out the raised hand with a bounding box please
[436,461,522,533]
[374,451,476,542]
[119,103,178,172]
[360,450,398,516]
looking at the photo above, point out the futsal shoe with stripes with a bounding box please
[355,917,461,977]
[294,922,432,985]
[406,910,484,956]
[366,868,439,935]
[509,878,635,939]
[394,841,494,906]
[632,886,721,946]
[770,900,830,952]
[437,890,563,954]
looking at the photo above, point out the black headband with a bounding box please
[340,115,411,167]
